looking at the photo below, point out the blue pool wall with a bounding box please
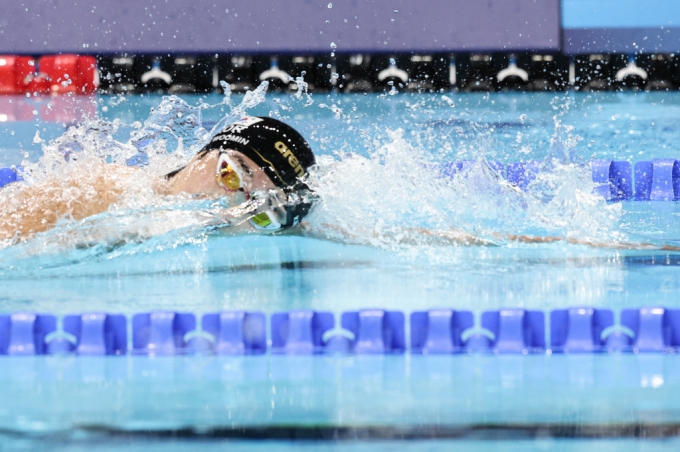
[1,306,679,356]
[0,0,560,55]
[3,1,680,55]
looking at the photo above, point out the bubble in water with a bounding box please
[519,114,527,124]
[328,2,332,8]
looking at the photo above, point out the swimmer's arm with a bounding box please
[297,222,498,246]
[428,231,680,250]
[297,223,680,251]
[502,234,680,251]
[0,167,135,241]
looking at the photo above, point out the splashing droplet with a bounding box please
[328,2,332,8]
[330,42,337,49]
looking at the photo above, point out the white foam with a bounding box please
[0,86,629,265]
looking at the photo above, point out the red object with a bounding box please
[0,55,35,94]
[25,73,51,94]
[0,54,99,95]
[37,55,99,94]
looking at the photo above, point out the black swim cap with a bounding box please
[204,116,315,191]
[203,116,316,230]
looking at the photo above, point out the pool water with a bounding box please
[1,90,680,451]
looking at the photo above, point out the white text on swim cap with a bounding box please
[212,134,249,147]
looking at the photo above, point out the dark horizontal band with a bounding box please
[6,422,680,441]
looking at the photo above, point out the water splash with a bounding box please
[0,83,274,259]
[306,119,622,250]
[0,87,633,270]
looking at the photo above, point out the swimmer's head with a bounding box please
[167,116,316,230]
[206,116,315,192]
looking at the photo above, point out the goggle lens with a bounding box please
[217,161,242,191]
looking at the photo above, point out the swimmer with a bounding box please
[1,115,679,252]
[0,116,316,241]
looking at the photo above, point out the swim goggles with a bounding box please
[215,152,283,231]
[216,152,247,193]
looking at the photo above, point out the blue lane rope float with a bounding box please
[1,307,680,356]
[0,166,24,187]
[634,159,680,201]
[271,310,334,354]
[1,159,679,202]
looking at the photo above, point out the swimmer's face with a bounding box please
[167,150,277,200]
